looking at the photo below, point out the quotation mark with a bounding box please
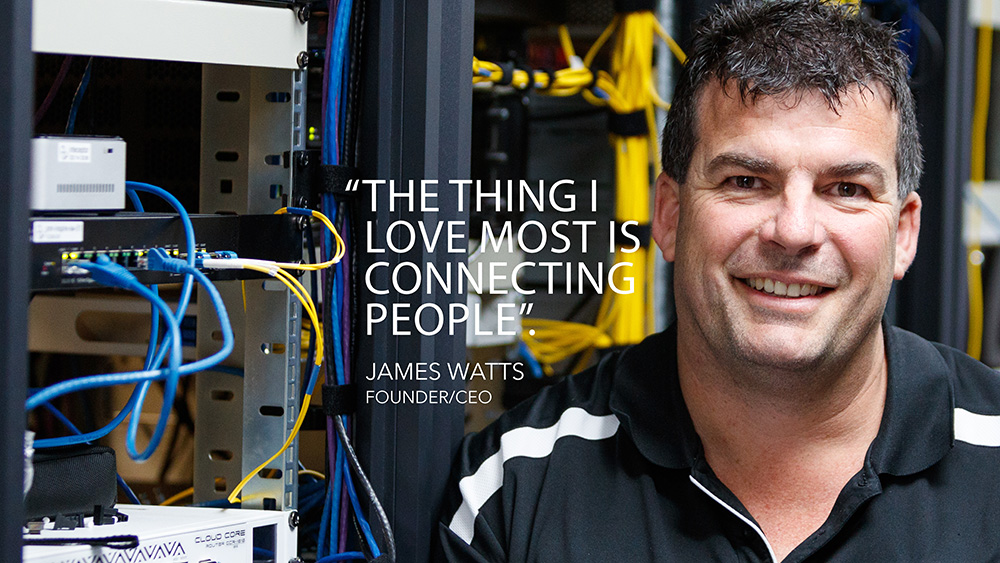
[520,303,533,315]
[345,178,359,192]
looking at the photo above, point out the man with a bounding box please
[438,1,1000,561]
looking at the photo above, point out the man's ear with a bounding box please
[894,191,922,280]
[652,172,681,262]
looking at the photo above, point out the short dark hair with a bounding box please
[661,0,922,199]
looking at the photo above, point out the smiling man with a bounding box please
[438,1,1000,561]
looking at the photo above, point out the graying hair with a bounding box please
[662,0,922,200]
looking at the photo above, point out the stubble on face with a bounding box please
[667,83,904,393]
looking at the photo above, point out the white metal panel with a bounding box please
[32,0,306,69]
[970,0,1000,27]
[23,505,297,562]
[965,181,1000,246]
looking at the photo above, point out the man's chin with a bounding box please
[726,333,831,374]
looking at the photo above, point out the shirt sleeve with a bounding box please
[434,432,509,563]
[436,519,505,562]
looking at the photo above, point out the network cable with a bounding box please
[27,254,234,416]
[39,401,141,505]
[512,14,686,373]
[31,182,199,454]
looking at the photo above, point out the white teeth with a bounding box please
[743,278,825,298]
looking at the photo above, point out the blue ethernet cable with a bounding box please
[40,401,141,504]
[124,188,163,382]
[124,183,197,460]
[28,256,184,459]
[26,254,233,415]
[316,552,366,563]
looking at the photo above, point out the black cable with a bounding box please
[348,201,360,397]
[907,6,943,89]
[982,251,1000,367]
[23,535,139,549]
[65,57,93,135]
[343,0,366,167]
[334,414,396,562]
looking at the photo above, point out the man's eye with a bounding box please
[730,176,758,189]
[835,182,868,198]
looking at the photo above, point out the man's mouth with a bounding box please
[740,277,830,298]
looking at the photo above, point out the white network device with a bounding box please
[31,136,127,212]
[23,504,297,563]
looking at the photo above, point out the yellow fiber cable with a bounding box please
[227,263,324,504]
[652,18,687,64]
[584,16,620,68]
[160,487,194,506]
[273,208,345,270]
[558,25,577,61]
[476,16,688,372]
[299,469,326,480]
[968,18,993,360]
[519,13,687,373]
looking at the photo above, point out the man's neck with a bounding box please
[676,323,888,561]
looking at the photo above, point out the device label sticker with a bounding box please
[32,221,84,243]
[57,142,92,163]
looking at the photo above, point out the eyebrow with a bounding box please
[705,153,778,176]
[823,161,889,186]
[705,153,890,187]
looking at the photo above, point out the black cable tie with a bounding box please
[614,0,655,14]
[319,164,359,197]
[23,535,140,550]
[322,383,357,416]
[513,65,533,91]
[613,221,652,248]
[607,109,649,137]
[537,67,556,91]
[496,61,515,86]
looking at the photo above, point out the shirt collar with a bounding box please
[868,324,953,476]
[608,324,702,469]
[608,322,954,475]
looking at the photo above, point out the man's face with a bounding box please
[652,83,921,374]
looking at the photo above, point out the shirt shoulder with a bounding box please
[436,351,624,561]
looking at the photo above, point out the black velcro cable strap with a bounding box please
[608,110,648,137]
[614,221,652,248]
[371,555,393,563]
[496,61,515,86]
[22,535,140,550]
[322,383,357,416]
[319,164,359,196]
[614,0,655,14]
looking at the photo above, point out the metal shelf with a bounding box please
[32,0,306,69]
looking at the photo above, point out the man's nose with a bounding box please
[759,185,825,255]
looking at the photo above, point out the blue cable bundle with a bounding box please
[28,252,234,436]
[29,182,233,467]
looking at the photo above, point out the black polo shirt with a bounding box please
[437,324,1000,562]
